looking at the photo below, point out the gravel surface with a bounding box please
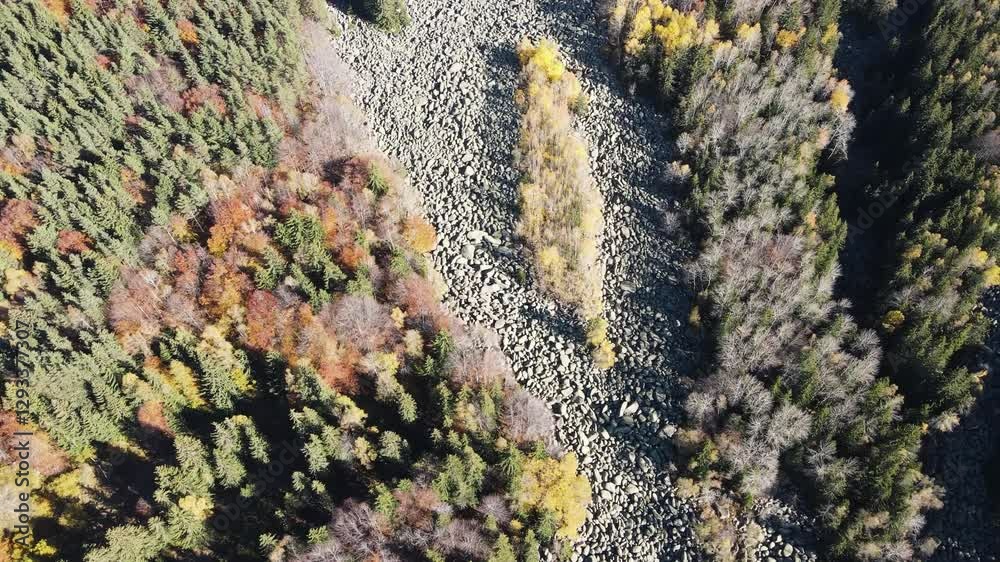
[331,1,820,559]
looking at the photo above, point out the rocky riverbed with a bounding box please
[331,1,823,559]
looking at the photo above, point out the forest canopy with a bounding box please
[0,1,589,560]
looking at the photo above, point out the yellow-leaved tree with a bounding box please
[517,452,592,539]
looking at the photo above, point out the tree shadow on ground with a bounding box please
[923,336,1000,561]
[474,44,526,238]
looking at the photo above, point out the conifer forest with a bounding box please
[0,0,997,561]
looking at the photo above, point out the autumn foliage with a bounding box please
[606,0,944,559]
[0,2,587,560]
[514,38,615,369]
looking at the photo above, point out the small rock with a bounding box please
[481,284,501,297]
[483,233,502,246]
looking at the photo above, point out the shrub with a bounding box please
[327,294,398,353]
[586,316,616,369]
[501,387,556,446]
[357,0,411,33]
[403,216,438,253]
[434,518,489,559]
